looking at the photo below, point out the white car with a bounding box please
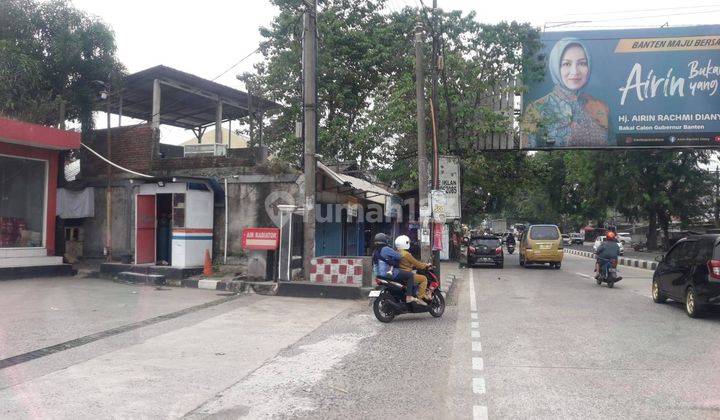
[617,232,632,244]
[593,236,624,255]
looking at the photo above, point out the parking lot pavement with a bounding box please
[0,276,226,360]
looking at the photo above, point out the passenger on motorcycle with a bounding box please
[394,235,432,301]
[595,231,623,281]
[372,233,425,305]
[506,233,516,247]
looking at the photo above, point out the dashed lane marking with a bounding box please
[472,342,482,352]
[471,312,478,319]
[471,321,479,329]
[471,330,480,338]
[472,357,484,370]
[473,406,489,420]
[575,272,592,279]
[473,377,486,394]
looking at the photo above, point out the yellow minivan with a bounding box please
[519,224,564,269]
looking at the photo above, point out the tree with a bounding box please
[0,0,124,137]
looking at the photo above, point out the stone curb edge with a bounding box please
[564,249,658,271]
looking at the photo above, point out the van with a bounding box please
[519,224,563,269]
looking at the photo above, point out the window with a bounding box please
[530,226,560,240]
[665,242,695,266]
[172,193,185,228]
[470,238,501,247]
[0,155,46,248]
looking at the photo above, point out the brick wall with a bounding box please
[152,155,255,172]
[81,124,154,178]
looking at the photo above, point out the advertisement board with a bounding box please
[242,228,280,250]
[438,156,462,219]
[521,25,720,149]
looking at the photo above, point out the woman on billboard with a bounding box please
[522,38,609,148]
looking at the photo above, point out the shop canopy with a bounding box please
[0,117,80,150]
[103,65,279,130]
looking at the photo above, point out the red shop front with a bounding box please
[0,118,80,277]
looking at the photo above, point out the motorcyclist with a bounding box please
[394,235,432,301]
[506,233,516,247]
[595,231,623,281]
[372,233,425,305]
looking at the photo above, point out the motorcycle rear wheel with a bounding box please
[373,294,396,323]
[429,292,446,318]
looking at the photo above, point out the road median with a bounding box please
[564,248,658,271]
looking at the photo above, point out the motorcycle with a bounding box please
[596,257,621,288]
[369,267,446,323]
[507,243,515,254]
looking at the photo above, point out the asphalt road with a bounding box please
[2,257,720,419]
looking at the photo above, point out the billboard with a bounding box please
[521,25,720,149]
[438,156,461,219]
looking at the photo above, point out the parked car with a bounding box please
[617,232,632,244]
[519,224,563,269]
[561,234,571,246]
[652,234,720,318]
[462,235,504,268]
[570,233,584,244]
[593,236,624,255]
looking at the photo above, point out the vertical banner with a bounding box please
[438,156,461,219]
[433,223,443,251]
[440,224,450,260]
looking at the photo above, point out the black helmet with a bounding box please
[373,233,390,246]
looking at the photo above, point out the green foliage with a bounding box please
[0,0,124,132]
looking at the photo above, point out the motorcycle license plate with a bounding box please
[368,290,381,298]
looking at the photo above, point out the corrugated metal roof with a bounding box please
[317,161,392,205]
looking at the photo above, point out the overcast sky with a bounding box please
[68,0,720,145]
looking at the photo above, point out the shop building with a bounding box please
[0,117,79,278]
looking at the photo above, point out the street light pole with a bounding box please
[415,22,430,263]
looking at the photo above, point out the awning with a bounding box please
[317,161,393,205]
[0,117,80,150]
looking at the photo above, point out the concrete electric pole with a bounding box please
[303,0,317,280]
[415,22,431,262]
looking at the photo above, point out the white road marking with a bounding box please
[471,321,479,329]
[469,269,477,312]
[473,405,489,420]
[471,312,478,319]
[473,377,486,394]
[575,272,592,279]
[472,357,484,370]
[472,341,482,352]
[471,330,480,338]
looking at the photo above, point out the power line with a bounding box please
[561,3,720,17]
[211,47,262,81]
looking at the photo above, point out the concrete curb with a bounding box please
[564,249,658,271]
[164,278,278,295]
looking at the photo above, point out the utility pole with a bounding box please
[415,22,431,262]
[303,0,317,280]
[105,89,113,261]
[431,0,440,156]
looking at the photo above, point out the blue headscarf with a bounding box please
[548,38,591,91]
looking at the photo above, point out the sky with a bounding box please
[67,0,720,146]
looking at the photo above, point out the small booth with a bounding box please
[134,180,215,268]
[0,117,80,276]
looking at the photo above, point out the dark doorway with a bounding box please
[156,194,172,265]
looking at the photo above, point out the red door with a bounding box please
[136,195,156,264]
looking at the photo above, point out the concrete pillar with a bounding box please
[151,79,161,141]
[215,101,223,144]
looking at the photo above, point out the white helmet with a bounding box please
[394,235,411,250]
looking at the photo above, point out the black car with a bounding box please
[465,235,504,268]
[652,234,720,318]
